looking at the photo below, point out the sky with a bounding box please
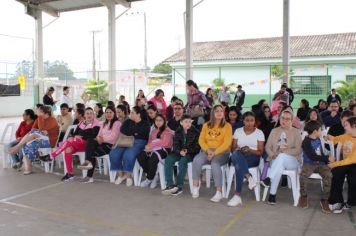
[1,0,356,76]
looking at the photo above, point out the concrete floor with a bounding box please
[0,162,355,236]
[1,117,356,236]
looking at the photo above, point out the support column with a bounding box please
[282,0,290,84]
[35,9,44,103]
[107,1,117,101]
[185,0,193,81]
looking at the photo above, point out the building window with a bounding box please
[290,76,331,95]
[346,75,356,83]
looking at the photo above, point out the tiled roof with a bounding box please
[164,32,356,63]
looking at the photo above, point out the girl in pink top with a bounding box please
[137,114,173,188]
[149,89,167,116]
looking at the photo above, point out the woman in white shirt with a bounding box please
[227,111,265,207]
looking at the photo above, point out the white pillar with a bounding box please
[282,0,290,84]
[35,9,44,101]
[107,1,117,101]
[185,0,193,81]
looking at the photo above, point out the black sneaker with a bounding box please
[39,155,52,162]
[267,194,276,205]
[331,203,343,214]
[61,173,74,182]
[281,175,288,188]
[162,185,178,195]
[171,187,183,196]
[261,177,271,188]
[343,202,353,210]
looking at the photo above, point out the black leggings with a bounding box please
[328,164,356,205]
[85,139,112,177]
[137,149,169,180]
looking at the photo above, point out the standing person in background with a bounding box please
[218,87,231,104]
[57,103,73,143]
[282,82,294,105]
[136,89,147,107]
[205,88,215,107]
[273,84,290,105]
[60,86,73,112]
[186,80,210,112]
[327,89,342,106]
[149,89,167,117]
[6,109,37,169]
[43,87,57,107]
[233,85,245,111]
[166,96,179,121]
[297,99,311,121]
[118,95,126,105]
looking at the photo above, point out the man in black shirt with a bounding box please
[327,89,342,105]
[167,103,184,131]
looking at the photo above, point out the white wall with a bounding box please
[0,96,33,117]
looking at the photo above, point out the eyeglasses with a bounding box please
[281,116,292,121]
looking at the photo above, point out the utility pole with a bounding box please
[90,30,102,81]
[143,12,148,76]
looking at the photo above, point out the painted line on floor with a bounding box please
[216,201,255,236]
[1,201,163,236]
[0,182,64,202]
[348,211,356,231]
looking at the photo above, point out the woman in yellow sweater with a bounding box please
[328,116,356,213]
[192,105,232,202]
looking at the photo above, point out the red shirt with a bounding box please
[16,121,34,139]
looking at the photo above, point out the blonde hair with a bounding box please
[207,105,226,128]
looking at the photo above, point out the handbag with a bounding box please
[190,105,204,118]
[114,134,134,148]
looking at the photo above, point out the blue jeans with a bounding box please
[231,151,260,193]
[6,140,23,163]
[109,139,147,173]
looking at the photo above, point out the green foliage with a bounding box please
[13,60,33,79]
[212,78,225,87]
[81,80,109,104]
[335,80,356,106]
[152,63,172,74]
[271,65,294,80]
[44,60,75,80]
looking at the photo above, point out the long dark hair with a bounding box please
[116,104,128,116]
[208,104,226,128]
[305,108,323,125]
[24,109,37,120]
[103,106,118,129]
[96,103,104,118]
[154,114,167,139]
[186,80,198,89]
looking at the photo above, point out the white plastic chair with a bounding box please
[0,123,17,169]
[187,162,228,198]
[226,165,261,201]
[108,160,141,185]
[137,161,166,190]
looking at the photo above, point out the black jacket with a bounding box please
[43,94,55,106]
[73,122,100,140]
[172,126,200,157]
[297,107,311,121]
[327,94,342,105]
[120,119,150,141]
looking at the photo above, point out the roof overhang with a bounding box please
[15,0,143,17]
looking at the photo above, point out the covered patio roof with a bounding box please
[15,0,142,16]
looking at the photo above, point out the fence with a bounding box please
[1,63,355,115]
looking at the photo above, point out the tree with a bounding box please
[152,63,172,74]
[13,60,34,79]
[335,80,356,106]
[81,80,109,104]
[44,60,75,80]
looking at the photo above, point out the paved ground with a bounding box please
[1,117,356,236]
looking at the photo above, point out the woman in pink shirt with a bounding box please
[78,106,121,183]
[137,114,173,188]
[149,89,167,116]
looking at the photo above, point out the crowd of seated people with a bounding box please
[5,83,356,214]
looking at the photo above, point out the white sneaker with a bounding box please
[140,179,152,188]
[126,177,133,187]
[115,176,126,185]
[248,176,257,190]
[210,191,223,203]
[150,174,159,189]
[192,187,199,199]
[227,195,242,207]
